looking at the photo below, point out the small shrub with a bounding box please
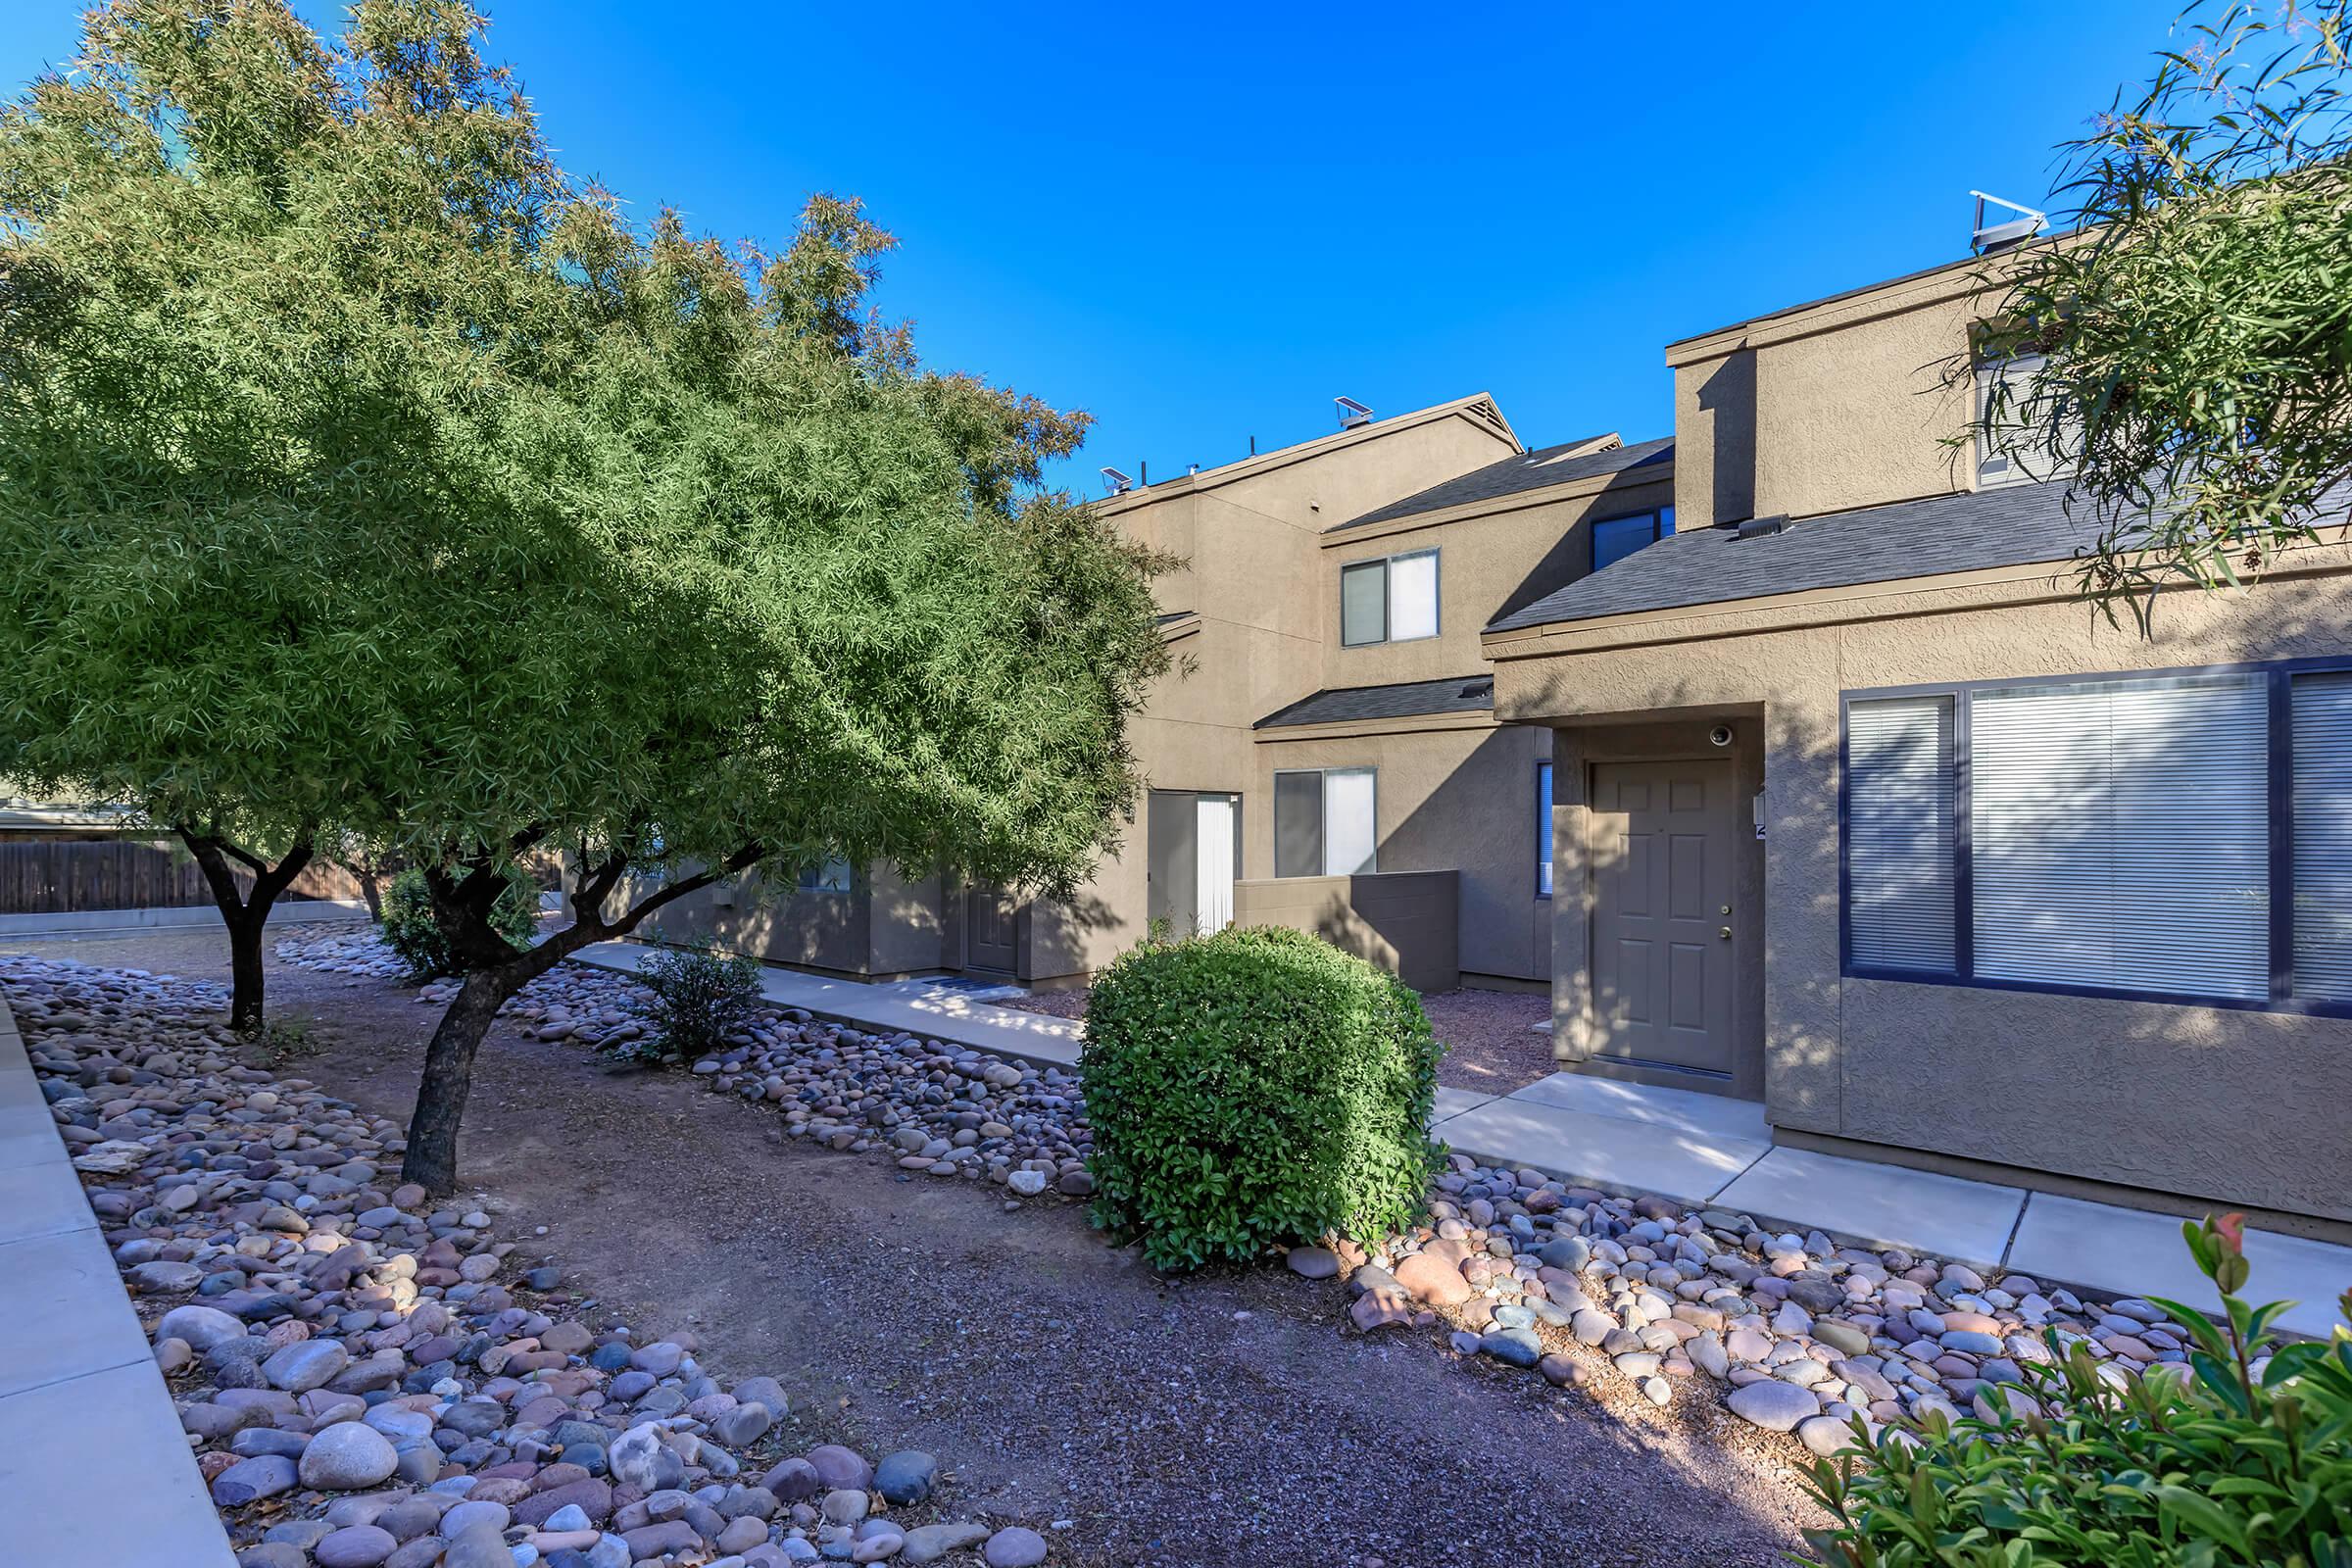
[631,940,763,1063]
[379,865,538,980]
[1801,1212,2352,1568]
[1080,924,1445,1270]
[242,1015,318,1065]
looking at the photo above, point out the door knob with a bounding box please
[1719,926,1732,940]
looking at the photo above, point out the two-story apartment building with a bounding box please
[654,233,2352,1239]
[1485,250,2352,1240]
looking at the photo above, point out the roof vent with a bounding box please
[1736,514,1788,540]
[1099,466,1133,496]
[1970,190,2046,255]
[1335,396,1373,430]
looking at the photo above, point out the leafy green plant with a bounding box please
[1080,925,1446,1271]
[629,940,763,1063]
[380,866,537,981]
[241,1015,319,1065]
[1801,1212,2352,1568]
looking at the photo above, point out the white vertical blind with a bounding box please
[2293,673,2352,1002]
[1195,796,1235,933]
[1847,697,1956,971]
[1972,673,2269,1001]
[1323,768,1378,875]
[1388,551,1439,640]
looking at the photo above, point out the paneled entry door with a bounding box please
[1589,760,1737,1076]
[968,885,1019,974]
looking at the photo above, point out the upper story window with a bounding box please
[1974,352,2075,488]
[1341,549,1439,647]
[1592,507,1675,572]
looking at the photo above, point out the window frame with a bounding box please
[797,857,856,896]
[1838,656,2352,1017]
[1338,548,1442,648]
[1272,765,1379,877]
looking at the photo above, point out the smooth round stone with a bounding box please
[314,1525,399,1568]
[300,1420,400,1491]
[873,1450,937,1506]
[1285,1246,1340,1280]
[984,1527,1049,1568]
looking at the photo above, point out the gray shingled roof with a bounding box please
[1255,673,1495,730]
[1486,481,2102,632]
[1332,437,1674,533]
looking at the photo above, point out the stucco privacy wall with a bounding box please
[1232,870,1460,993]
[1490,549,2352,1225]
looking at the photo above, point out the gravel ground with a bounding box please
[3,926,1819,1568]
[1001,984,1556,1095]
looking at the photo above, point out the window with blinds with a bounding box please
[2294,672,2352,1003]
[1846,696,1956,971]
[1971,674,2269,1001]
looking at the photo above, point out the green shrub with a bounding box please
[1080,924,1445,1270]
[1802,1212,2352,1568]
[379,865,538,979]
[631,940,763,1062]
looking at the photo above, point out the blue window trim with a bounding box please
[1535,758,1553,900]
[1837,654,2352,1017]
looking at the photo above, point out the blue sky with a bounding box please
[2,1,2167,496]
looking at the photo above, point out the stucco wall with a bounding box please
[1493,551,2352,1223]
[1233,870,1460,993]
[1669,258,1990,529]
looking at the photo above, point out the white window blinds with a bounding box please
[1388,551,1439,640]
[1323,768,1378,876]
[1847,697,1956,971]
[1971,674,2269,1001]
[2293,673,2352,1003]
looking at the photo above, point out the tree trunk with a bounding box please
[355,860,384,921]
[224,908,269,1033]
[396,838,761,1192]
[177,825,316,1033]
[398,964,529,1192]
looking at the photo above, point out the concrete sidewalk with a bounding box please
[0,999,238,1567]
[571,940,2352,1338]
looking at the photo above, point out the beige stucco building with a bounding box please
[662,240,2352,1239]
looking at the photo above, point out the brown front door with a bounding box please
[967,885,1019,973]
[1589,760,1737,1076]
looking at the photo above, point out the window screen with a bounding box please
[1971,674,2269,1000]
[2294,672,2352,1002]
[1845,697,1955,971]
[1340,561,1386,646]
[1274,771,1324,878]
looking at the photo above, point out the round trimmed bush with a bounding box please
[379,864,538,979]
[1080,924,1445,1270]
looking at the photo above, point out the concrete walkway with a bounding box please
[0,999,238,1567]
[1435,1071,2352,1340]
[573,940,2352,1339]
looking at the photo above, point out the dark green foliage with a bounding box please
[1802,1212,2352,1568]
[380,865,535,980]
[630,941,762,1063]
[1080,926,1445,1271]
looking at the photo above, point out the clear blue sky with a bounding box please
[2,1,2166,496]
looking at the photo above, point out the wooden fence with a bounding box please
[0,837,361,915]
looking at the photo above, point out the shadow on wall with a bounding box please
[1493,457,1682,626]
[1233,871,1459,993]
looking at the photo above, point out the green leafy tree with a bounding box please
[1979,0,2352,624]
[0,0,1169,1190]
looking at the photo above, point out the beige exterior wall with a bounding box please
[1233,870,1460,993]
[1667,257,1994,529]
[1489,549,2352,1225]
[1250,718,1552,984]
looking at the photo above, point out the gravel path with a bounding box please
[1003,983,1555,1095]
[4,927,1819,1568]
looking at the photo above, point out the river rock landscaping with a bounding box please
[8,953,1045,1568]
[264,926,2204,1464]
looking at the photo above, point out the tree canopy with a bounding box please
[1978,0,2352,624]
[0,0,1169,1183]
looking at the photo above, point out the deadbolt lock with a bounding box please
[1720,905,1731,915]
